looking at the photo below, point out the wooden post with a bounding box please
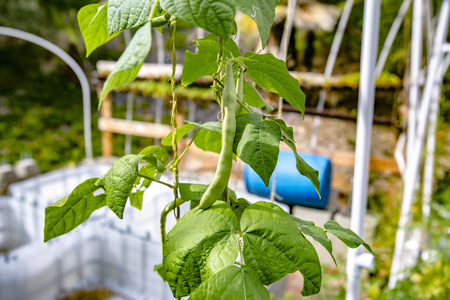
[175,97,185,128]
[98,89,113,157]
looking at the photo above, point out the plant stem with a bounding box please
[137,173,175,189]
[148,0,160,21]
[235,96,252,113]
[150,15,170,27]
[160,197,187,252]
[175,129,200,164]
[212,38,224,104]
[169,22,181,222]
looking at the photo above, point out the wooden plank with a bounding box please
[316,149,399,174]
[96,61,402,89]
[100,93,113,157]
[98,117,172,139]
[97,61,186,81]
[280,144,399,174]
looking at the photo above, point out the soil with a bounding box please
[0,248,10,255]
[56,287,126,300]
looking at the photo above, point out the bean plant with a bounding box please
[44,0,373,298]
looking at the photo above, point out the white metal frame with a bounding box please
[0,27,93,160]
[389,0,450,287]
[345,0,381,299]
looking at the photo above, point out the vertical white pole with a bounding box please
[279,0,298,62]
[345,0,381,299]
[389,0,450,288]
[422,53,449,219]
[154,29,166,146]
[407,0,424,162]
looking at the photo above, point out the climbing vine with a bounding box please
[44,0,373,298]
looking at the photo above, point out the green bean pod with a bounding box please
[198,63,236,209]
[235,70,244,115]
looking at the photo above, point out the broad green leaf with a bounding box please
[233,113,281,186]
[324,220,374,255]
[154,263,167,282]
[163,203,239,297]
[282,137,321,196]
[137,164,159,189]
[269,117,294,141]
[140,154,165,172]
[131,154,165,208]
[108,0,153,35]
[139,146,168,176]
[244,52,305,116]
[190,265,270,300]
[100,22,152,104]
[44,178,105,242]
[237,0,280,48]
[241,201,322,296]
[182,35,241,86]
[182,37,219,87]
[231,198,250,231]
[161,124,196,146]
[139,145,169,163]
[96,154,143,218]
[292,216,337,266]
[291,216,314,226]
[138,147,168,184]
[129,189,144,210]
[243,80,274,111]
[194,129,222,154]
[160,0,236,39]
[185,120,222,133]
[78,3,118,57]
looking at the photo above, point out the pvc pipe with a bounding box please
[154,28,166,146]
[407,0,424,165]
[279,0,297,62]
[124,93,135,155]
[424,0,435,61]
[422,53,450,218]
[375,0,412,78]
[442,43,450,52]
[421,78,441,218]
[389,0,450,288]
[394,133,407,176]
[345,0,381,299]
[355,253,375,270]
[310,0,355,149]
[0,27,93,160]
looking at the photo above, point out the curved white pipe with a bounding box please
[375,0,412,78]
[0,27,93,160]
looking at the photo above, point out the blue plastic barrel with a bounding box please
[244,150,332,209]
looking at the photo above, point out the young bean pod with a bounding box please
[235,69,244,115]
[198,63,237,209]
